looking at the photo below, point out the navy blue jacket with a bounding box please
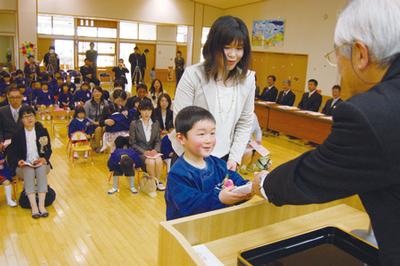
[35,90,54,106]
[165,155,248,220]
[298,91,322,112]
[74,89,92,104]
[68,118,93,137]
[59,92,74,108]
[107,148,142,173]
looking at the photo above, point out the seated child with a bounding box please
[107,136,142,195]
[17,84,33,106]
[74,82,92,106]
[58,83,74,110]
[68,106,93,159]
[165,106,254,220]
[66,75,76,94]
[0,153,17,207]
[35,83,54,116]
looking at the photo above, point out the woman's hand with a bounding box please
[227,159,238,171]
[144,150,152,157]
[33,158,47,165]
[18,160,26,168]
[252,171,269,197]
[104,119,115,126]
[219,187,251,205]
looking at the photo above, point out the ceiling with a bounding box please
[193,0,265,10]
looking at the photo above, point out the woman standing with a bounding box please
[171,16,255,170]
[8,106,52,218]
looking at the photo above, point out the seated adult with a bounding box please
[298,79,322,112]
[276,80,296,106]
[258,75,278,102]
[322,85,343,116]
[151,93,173,136]
[8,106,52,218]
[84,86,108,152]
[80,58,100,86]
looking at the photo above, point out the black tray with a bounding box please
[238,226,380,266]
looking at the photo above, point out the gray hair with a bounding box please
[282,79,291,86]
[334,0,400,66]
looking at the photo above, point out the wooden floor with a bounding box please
[0,123,315,265]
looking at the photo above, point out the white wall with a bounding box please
[225,0,347,95]
[17,0,37,68]
[38,0,195,25]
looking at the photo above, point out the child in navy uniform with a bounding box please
[68,106,93,159]
[165,106,254,220]
[58,83,74,109]
[17,84,33,106]
[0,153,17,207]
[66,75,76,93]
[107,136,142,195]
[74,82,92,106]
[35,82,54,108]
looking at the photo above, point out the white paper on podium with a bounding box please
[249,140,270,157]
[192,244,224,266]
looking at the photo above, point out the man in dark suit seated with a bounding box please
[0,84,22,207]
[298,79,322,112]
[322,85,343,116]
[252,0,400,264]
[258,75,278,102]
[276,80,296,106]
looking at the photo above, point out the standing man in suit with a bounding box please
[0,84,22,207]
[322,85,343,116]
[85,42,98,77]
[298,79,322,112]
[276,80,296,106]
[258,75,278,102]
[129,47,143,85]
[253,0,400,264]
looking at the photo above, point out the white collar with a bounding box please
[309,90,316,96]
[10,106,21,113]
[140,118,153,126]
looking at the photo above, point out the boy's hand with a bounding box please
[219,188,251,205]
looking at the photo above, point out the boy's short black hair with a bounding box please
[267,75,276,82]
[112,89,127,100]
[332,85,341,91]
[19,105,36,118]
[175,106,216,137]
[308,79,318,86]
[114,136,130,149]
[138,98,153,111]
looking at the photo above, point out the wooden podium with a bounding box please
[158,197,369,265]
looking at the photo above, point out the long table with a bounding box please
[255,101,332,144]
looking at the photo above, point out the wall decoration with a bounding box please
[252,19,285,47]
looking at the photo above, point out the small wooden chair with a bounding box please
[69,131,92,163]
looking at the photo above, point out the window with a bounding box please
[201,27,210,45]
[78,41,116,67]
[77,26,98,37]
[97,27,117,38]
[120,21,138,39]
[55,39,74,69]
[38,15,52,35]
[139,23,156,40]
[52,16,74,36]
[176,25,188,43]
[37,15,74,36]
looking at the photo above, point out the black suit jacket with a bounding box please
[263,56,400,265]
[298,91,322,112]
[276,90,296,106]
[258,86,278,102]
[0,105,22,143]
[152,108,173,131]
[7,122,52,174]
[322,98,343,116]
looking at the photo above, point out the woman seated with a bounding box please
[129,98,165,191]
[152,93,173,136]
[8,106,52,218]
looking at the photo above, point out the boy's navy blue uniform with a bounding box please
[165,155,248,220]
[35,90,54,106]
[107,148,142,174]
[59,92,74,109]
[74,90,92,104]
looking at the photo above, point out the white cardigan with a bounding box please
[170,63,255,164]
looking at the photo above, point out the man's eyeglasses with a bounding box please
[324,43,352,67]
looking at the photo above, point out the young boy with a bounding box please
[165,106,254,220]
[107,136,142,195]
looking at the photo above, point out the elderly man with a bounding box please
[253,0,400,264]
